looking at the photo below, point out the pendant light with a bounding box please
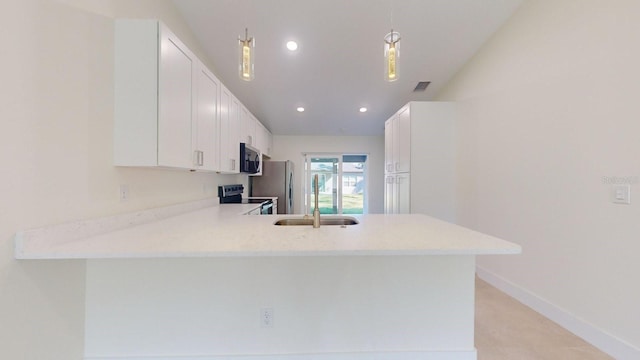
[239,28,255,81]
[384,1,400,82]
[384,30,400,82]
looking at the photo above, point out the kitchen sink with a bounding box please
[273,216,359,226]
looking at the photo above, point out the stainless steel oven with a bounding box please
[218,184,273,215]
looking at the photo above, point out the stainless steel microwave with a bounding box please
[240,143,261,174]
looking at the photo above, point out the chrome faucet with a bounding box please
[313,174,320,228]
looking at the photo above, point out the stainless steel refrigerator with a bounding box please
[250,160,294,214]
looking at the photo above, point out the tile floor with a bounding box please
[475,278,613,360]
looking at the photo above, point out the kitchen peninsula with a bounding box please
[15,199,520,360]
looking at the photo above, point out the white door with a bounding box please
[305,154,368,215]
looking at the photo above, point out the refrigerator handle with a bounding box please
[289,172,294,212]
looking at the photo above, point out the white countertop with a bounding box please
[14,199,521,259]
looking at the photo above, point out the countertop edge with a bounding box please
[14,200,522,260]
[16,248,522,260]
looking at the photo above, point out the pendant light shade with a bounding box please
[384,30,400,82]
[239,28,255,81]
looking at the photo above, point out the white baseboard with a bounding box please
[85,350,476,360]
[476,266,640,360]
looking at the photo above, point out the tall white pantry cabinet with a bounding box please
[384,102,457,223]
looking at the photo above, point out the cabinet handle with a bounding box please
[193,150,199,166]
[248,135,253,145]
[193,150,204,167]
[231,159,236,170]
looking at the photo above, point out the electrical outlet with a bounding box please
[119,184,129,202]
[612,184,631,204]
[260,307,274,328]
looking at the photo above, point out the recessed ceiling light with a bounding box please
[359,107,368,113]
[296,107,305,112]
[286,41,298,51]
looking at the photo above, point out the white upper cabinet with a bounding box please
[384,119,393,173]
[194,64,220,171]
[229,95,241,173]
[385,104,411,174]
[219,86,240,173]
[239,101,272,157]
[240,106,257,147]
[114,19,267,174]
[255,121,272,157]
[395,106,411,172]
[114,19,212,171]
[156,24,196,169]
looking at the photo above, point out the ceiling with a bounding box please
[172,0,523,136]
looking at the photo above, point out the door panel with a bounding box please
[158,34,194,168]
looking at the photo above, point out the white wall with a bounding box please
[437,0,640,357]
[407,102,457,223]
[85,256,476,359]
[271,136,385,214]
[1,1,243,358]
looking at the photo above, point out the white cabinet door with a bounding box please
[395,106,411,172]
[114,20,222,172]
[219,87,240,174]
[157,24,196,169]
[266,129,273,157]
[384,175,395,214]
[230,97,240,171]
[384,118,393,173]
[240,106,256,146]
[256,121,268,155]
[396,173,411,214]
[385,106,411,174]
[384,173,411,214]
[194,65,219,171]
[115,19,199,169]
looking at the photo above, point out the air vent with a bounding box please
[413,81,431,92]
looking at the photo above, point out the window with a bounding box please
[303,153,368,214]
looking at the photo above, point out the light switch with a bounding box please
[612,184,631,204]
